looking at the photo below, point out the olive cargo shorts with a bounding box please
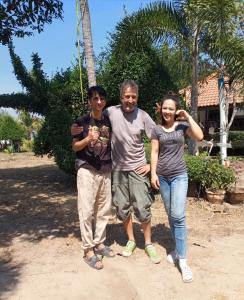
[112,170,154,223]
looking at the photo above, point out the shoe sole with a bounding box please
[145,250,161,264]
[183,278,193,283]
[122,251,134,257]
[150,258,161,264]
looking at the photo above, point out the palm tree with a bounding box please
[192,0,244,162]
[79,0,96,87]
[111,0,244,154]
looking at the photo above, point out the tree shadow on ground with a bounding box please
[0,257,23,298]
[106,221,173,253]
[0,164,81,248]
[0,162,173,297]
[0,164,80,298]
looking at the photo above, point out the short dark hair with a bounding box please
[160,92,180,125]
[120,79,138,98]
[88,86,107,100]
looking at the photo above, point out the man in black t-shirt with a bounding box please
[72,86,114,270]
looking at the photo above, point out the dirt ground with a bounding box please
[1,153,244,300]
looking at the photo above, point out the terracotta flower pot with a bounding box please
[226,188,244,204]
[205,189,226,204]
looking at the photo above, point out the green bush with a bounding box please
[185,153,208,184]
[0,115,25,141]
[202,160,236,191]
[144,141,151,163]
[3,146,13,154]
[21,139,34,152]
[185,154,236,191]
[34,108,76,174]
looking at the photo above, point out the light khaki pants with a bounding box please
[77,167,111,250]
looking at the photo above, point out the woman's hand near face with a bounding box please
[175,109,190,121]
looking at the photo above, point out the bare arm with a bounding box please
[186,115,204,141]
[150,139,160,190]
[176,109,203,141]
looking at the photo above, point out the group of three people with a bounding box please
[71,80,203,283]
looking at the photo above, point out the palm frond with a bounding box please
[112,1,187,54]
[214,37,244,81]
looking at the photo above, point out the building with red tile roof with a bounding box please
[180,72,244,133]
[180,72,243,107]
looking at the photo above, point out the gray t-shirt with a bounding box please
[106,105,155,171]
[151,123,189,177]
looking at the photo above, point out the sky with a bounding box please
[0,0,154,95]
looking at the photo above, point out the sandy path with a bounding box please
[1,153,244,300]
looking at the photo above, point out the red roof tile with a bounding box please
[180,72,244,108]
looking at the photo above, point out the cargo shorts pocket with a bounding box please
[111,183,131,221]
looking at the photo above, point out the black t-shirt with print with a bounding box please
[73,113,112,173]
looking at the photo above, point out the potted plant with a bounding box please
[202,161,236,204]
[226,160,244,204]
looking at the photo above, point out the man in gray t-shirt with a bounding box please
[107,80,160,263]
[71,80,160,263]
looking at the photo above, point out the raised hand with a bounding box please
[175,109,190,121]
[88,126,100,141]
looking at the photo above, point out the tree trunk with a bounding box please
[80,0,96,87]
[188,26,200,155]
[218,76,228,164]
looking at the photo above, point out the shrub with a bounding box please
[0,115,25,141]
[21,139,34,152]
[3,146,13,154]
[185,153,208,184]
[34,108,76,174]
[144,141,151,163]
[185,153,236,191]
[202,160,236,191]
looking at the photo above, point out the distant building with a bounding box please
[180,72,244,135]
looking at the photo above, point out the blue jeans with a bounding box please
[159,173,188,259]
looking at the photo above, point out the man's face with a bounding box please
[89,92,106,112]
[120,86,138,113]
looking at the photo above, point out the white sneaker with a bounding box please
[167,250,179,264]
[179,260,193,283]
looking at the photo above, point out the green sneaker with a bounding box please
[122,240,136,257]
[145,244,161,264]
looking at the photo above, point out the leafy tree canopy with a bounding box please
[0,43,88,173]
[0,0,63,45]
[0,114,25,140]
[98,45,175,118]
